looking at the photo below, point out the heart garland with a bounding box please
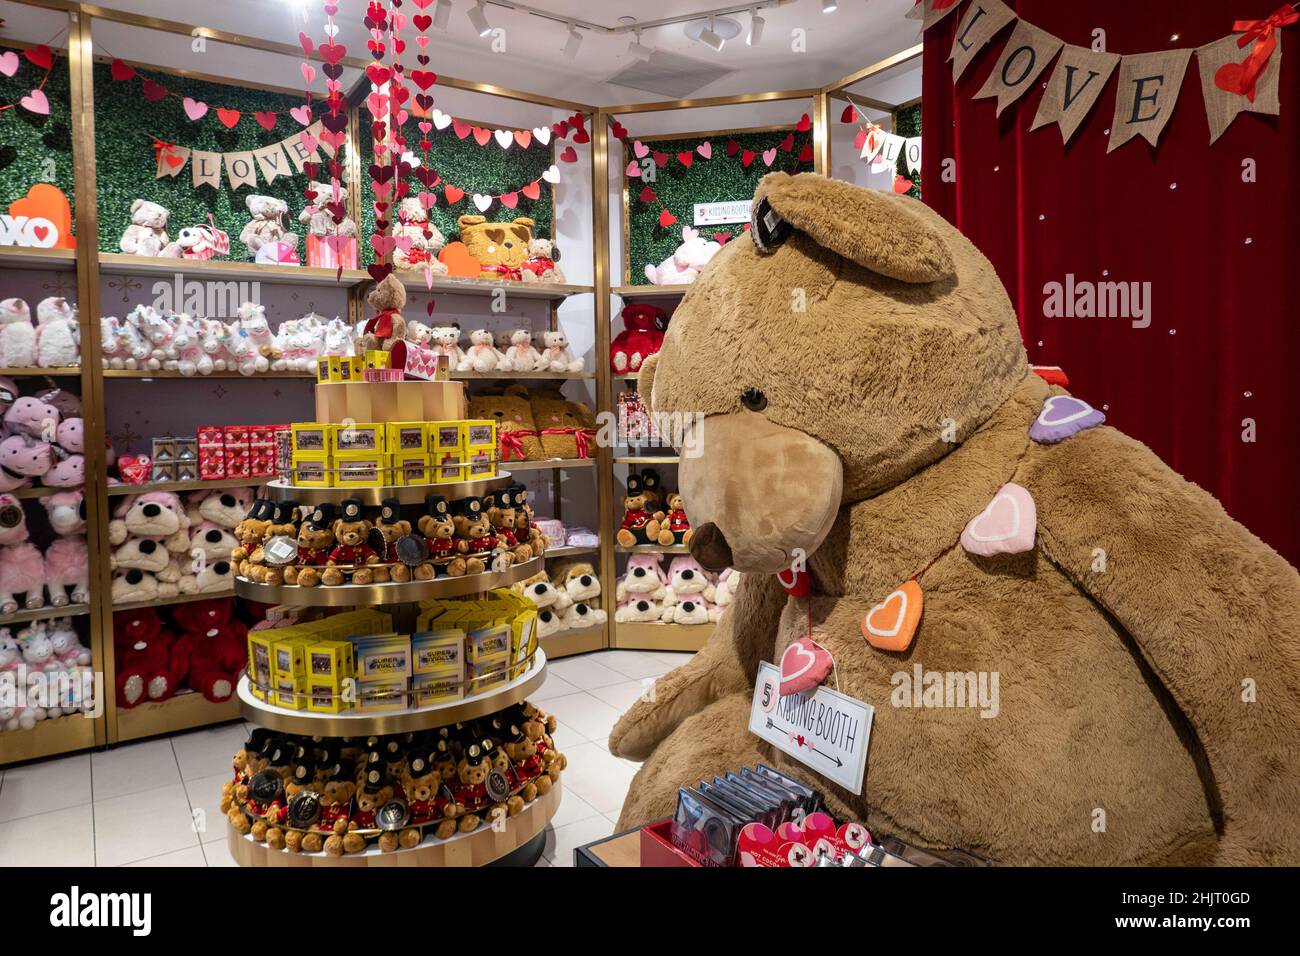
[312,0,350,265]
[0,44,55,117]
[409,163,560,214]
[105,53,282,132]
[365,0,408,266]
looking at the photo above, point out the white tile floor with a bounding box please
[0,650,692,868]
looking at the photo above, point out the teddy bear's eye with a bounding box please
[741,388,768,412]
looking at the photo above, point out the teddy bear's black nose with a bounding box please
[681,569,694,580]
[140,540,156,554]
[691,522,733,572]
[579,575,591,586]
[206,530,221,543]
[220,494,236,506]
[142,503,160,517]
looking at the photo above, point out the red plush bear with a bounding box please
[113,607,178,709]
[171,598,248,703]
[611,304,667,375]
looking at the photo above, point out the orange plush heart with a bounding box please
[438,241,482,278]
[861,579,923,652]
[8,183,75,249]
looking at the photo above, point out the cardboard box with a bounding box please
[429,421,464,455]
[387,421,429,454]
[334,453,390,487]
[394,453,433,485]
[412,673,463,706]
[433,449,466,484]
[275,674,308,711]
[352,633,412,682]
[468,624,510,664]
[149,460,176,483]
[364,350,390,371]
[291,423,333,455]
[466,450,496,479]
[331,422,385,455]
[468,657,510,695]
[306,678,351,713]
[462,420,497,452]
[289,453,333,487]
[357,678,409,712]
[412,629,464,677]
[315,380,466,426]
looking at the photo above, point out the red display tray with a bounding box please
[639,819,703,868]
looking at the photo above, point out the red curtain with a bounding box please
[921,0,1300,565]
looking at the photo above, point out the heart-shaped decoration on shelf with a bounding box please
[366,92,389,116]
[472,193,493,212]
[301,62,316,86]
[500,191,519,209]
[513,129,532,149]
[779,133,795,152]
[960,482,1036,557]
[726,138,740,157]
[610,121,628,140]
[494,128,513,149]
[298,130,319,154]
[652,150,669,168]
[417,190,437,209]
[254,111,278,132]
[541,164,560,184]
[626,161,641,178]
[797,145,813,163]
[431,110,453,130]
[368,262,394,283]
[676,151,694,168]
[1029,395,1106,444]
[23,45,52,70]
[182,97,208,121]
[521,181,541,200]
[558,146,578,163]
[141,79,166,102]
[298,31,314,56]
[638,186,656,203]
[696,141,712,160]
[795,112,812,132]
[861,579,923,652]
[893,175,912,194]
[472,127,492,147]
[365,64,391,87]
[532,126,551,145]
[117,455,152,484]
[319,41,346,65]
[572,128,590,144]
[853,128,867,150]
[778,637,833,697]
[108,57,135,82]
[320,129,346,152]
[444,185,465,203]
[741,149,755,168]
[761,148,777,167]
[841,104,857,123]
[216,108,242,129]
[633,140,649,159]
[658,208,677,228]
[370,234,396,257]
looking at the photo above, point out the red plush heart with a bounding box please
[658,209,676,228]
[795,112,811,132]
[444,185,465,203]
[110,58,135,82]
[779,637,832,696]
[676,151,693,168]
[639,186,656,203]
[559,146,578,163]
[521,181,541,200]
[216,108,242,129]
[652,151,669,168]
[24,45,52,70]
[254,111,278,132]
[1214,60,1259,102]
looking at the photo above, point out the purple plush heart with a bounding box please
[1029,395,1105,444]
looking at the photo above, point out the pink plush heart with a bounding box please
[697,140,712,160]
[762,147,777,167]
[290,104,312,126]
[779,637,832,696]
[960,482,1036,556]
[182,97,208,121]
[20,89,49,116]
[625,160,641,178]
[633,140,649,159]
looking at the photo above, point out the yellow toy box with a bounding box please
[394,452,433,485]
[275,673,308,711]
[357,678,409,712]
[331,422,386,455]
[387,421,429,455]
[413,673,463,707]
[467,624,510,664]
[289,452,333,487]
[468,657,510,695]
[412,629,464,677]
[429,421,464,455]
[462,419,497,453]
[334,452,391,487]
[433,449,466,484]
[291,422,334,455]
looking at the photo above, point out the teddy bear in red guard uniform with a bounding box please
[171,597,248,703]
[611,303,667,375]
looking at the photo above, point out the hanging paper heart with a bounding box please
[853,128,867,151]
[182,97,209,121]
[319,42,347,65]
[365,63,391,86]
[298,31,314,56]
[797,145,813,163]
[697,141,712,160]
[141,80,167,103]
[418,121,433,135]
[472,193,493,212]
[861,580,923,652]
[19,89,49,116]
[413,13,433,31]
[552,120,569,139]
[513,129,532,149]
[255,111,278,132]
[410,69,438,91]
[633,140,649,159]
[726,138,740,157]
[775,566,812,598]
[572,129,590,144]
[762,148,777,167]
[779,638,833,697]
[109,58,135,82]
[961,483,1036,557]
[841,104,857,123]
[541,164,560,184]
[521,181,541,200]
[494,128,513,149]
[298,130,319,154]
[658,209,677,228]
[23,45,52,70]
[677,151,694,168]
[795,113,812,132]
[301,62,317,86]
[324,23,339,38]
[893,175,912,194]
[610,121,628,140]
[370,234,396,257]
[1029,395,1106,444]
[216,108,242,129]
[652,150,669,168]
[779,133,795,153]
[391,12,408,33]
[472,127,491,147]
[444,185,465,203]
[626,161,641,178]
[532,126,551,145]
[366,92,388,116]
[432,110,453,130]
[368,263,394,282]
[638,186,656,203]
[500,192,519,209]
[320,129,346,152]
[741,149,755,168]
[559,146,578,163]
[290,104,313,126]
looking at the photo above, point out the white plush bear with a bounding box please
[430,326,465,368]
[392,197,448,274]
[0,299,36,368]
[119,200,171,257]
[458,329,503,373]
[238,194,290,258]
[299,181,359,237]
[644,226,721,285]
[499,329,542,373]
[538,330,583,373]
[34,298,79,368]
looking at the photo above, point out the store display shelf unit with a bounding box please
[263,472,510,505]
[540,623,607,658]
[115,690,243,744]
[544,545,599,558]
[611,285,687,300]
[0,603,92,625]
[0,246,77,271]
[0,367,83,377]
[234,554,545,606]
[615,544,693,555]
[0,713,98,766]
[107,477,276,496]
[226,778,560,868]
[613,621,714,653]
[102,369,593,382]
[102,369,315,379]
[238,648,548,736]
[613,455,680,465]
[112,589,235,614]
[506,458,596,472]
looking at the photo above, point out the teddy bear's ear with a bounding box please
[752,172,955,284]
[513,217,536,228]
[458,215,487,230]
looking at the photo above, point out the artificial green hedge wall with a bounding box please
[0,44,75,229]
[93,64,330,257]
[359,117,555,267]
[894,103,921,200]
[626,126,812,282]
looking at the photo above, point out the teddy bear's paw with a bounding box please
[206,677,233,702]
[146,675,171,699]
[120,674,144,707]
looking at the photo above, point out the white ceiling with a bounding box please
[0,0,924,106]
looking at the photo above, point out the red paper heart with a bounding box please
[1214,61,1259,102]
[319,42,347,65]
[795,112,811,132]
[110,58,135,82]
[610,122,628,140]
[639,186,656,203]
[368,263,394,282]
[444,185,464,203]
[559,146,578,163]
[853,128,867,150]
[521,181,541,200]
[216,108,241,129]
[24,45,52,70]
[500,192,518,209]
[840,104,857,123]
[513,129,532,148]
[472,126,491,147]
[779,133,795,152]
[413,13,433,31]
[893,175,913,194]
[572,129,590,144]
[712,232,731,245]
[658,209,676,228]
[453,119,472,139]
[366,63,391,86]
[726,138,740,156]
[797,145,813,163]
[141,80,167,103]
[254,111,278,132]
[652,151,669,168]
[741,149,755,168]
[677,151,694,168]
[411,69,438,91]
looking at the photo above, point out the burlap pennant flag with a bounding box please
[191,149,222,189]
[1030,44,1122,143]
[906,0,964,30]
[224,150,258,190]
[1107,49,1193,152]
[285,121,323,173]
[252,141,292,183]
[154,144,190,180]
[950,0,1019,81]
[975,18,1065,115]
[904,137,923,174]
[1197,33,1283,144]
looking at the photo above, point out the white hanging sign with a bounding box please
[748,660,873,795]
[904,137,923,175]
[693,199,752,226]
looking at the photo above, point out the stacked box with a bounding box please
[224,425,251,479]
[198,425,226,480]
[316,355,365,383]
[462,420,497,454]
[430,420,466,484]
[394,453,433,485]
[331,422,385,456]
[247,632,275,703]
[291,423,335,487]
[387,422,429,455]
[433,449,466,484]
[250,425,277,478]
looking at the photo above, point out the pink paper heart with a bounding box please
[395,109,409,127]
[762,148,777,167]
[393,235,413,253]
[0,52,19,78]
[372,179,394,197]
[182,97,208,121]
[418,191,437,208]
[424,266,435,290]
[299,131,319,153]
[697,140,712,160]
[298,32,314,56]
[300,62,316,86]
[19,89,49,116]
[960,482,1036,556]
[370,234,396,256]
[633,140,649,159]
[626,160,641,178]
[326,79,341,94]
[320,130,346,151]
[418,121,432,134]
[290,104,312,126]
[367,93,388,116]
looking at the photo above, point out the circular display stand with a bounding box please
[225,780,561,868]
[238,649,548,736]
[263,472,513,506]
[234,553,545,606]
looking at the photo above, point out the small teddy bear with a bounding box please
[538,330,583,373]
[284,503,335,587]
[499,329,542,373]
[450,496,496,576]
[119,199,171,257]
[369,498,411,584]
[416,495,460,577]
[457,215,536,280]
[323,498,379,586]
[521,236,565,283]
[34,297,79,369]
[458,328,504,373]
[239,194,290,259]
[616,487,663,548]
[392,197,449,274]
[299,180,359,239]
[359,274,409,354]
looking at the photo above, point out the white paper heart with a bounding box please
[494,128,513,149]
[541,164,560,184]
[473,193,493,212]
[532,126,551,146]
[431,110,452,130]
[324,23,339,37]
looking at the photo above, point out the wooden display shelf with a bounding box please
[544,545,600,558]
[614,455,680,465]
[613,621,713,652]
[114,689,242,744]
[98,252,365,288]
[0,714,97,766]
[506,458,595,472]
[264,472,509,506]
[112,589,234,613]
[0,603,91,625]
[103,369,315,379]
[107,477,274,496]
[396,273,593,301]
[541,623,606,658]
[0,366,82,377]
[12,486,63,500]
[615,544,692,555]
[226,778,561,868]
[611,284,687,299]
[453,370,595,381]
[0,247,77,271]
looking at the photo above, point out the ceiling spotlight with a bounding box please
[433,0,452,31]
[747,8,765,46]
[700,17,725,51]
[627,28,654,61]
[822,0,838,12]
[563,24,583,59]
[468,0,492,37]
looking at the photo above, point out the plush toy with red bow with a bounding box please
[359,274,409,358]
[611,304,667,375]
[112,606,178,709]
[171,598,248,703]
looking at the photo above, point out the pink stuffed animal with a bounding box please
[644,226,721,285]
[0,434,52,492]
[0,495,45,613]
[661,553,716,607]
[108,491,189,549]
[615,552,668,602]
[41,490,89,607]
[4,394,58,438]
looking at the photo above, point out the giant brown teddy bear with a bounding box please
[610,172,1300,866]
